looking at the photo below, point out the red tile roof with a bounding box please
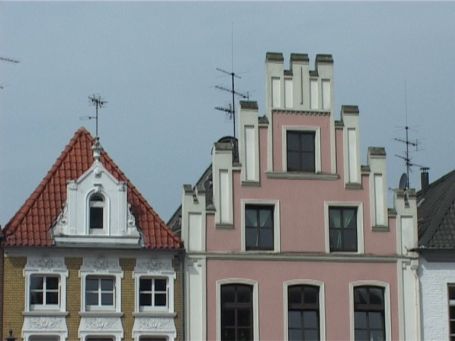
[2,127,182,249]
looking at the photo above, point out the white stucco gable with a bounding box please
[53,157,141,247]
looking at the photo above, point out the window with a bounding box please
[85,276,115,310]
[354,286,385,341]
[245,205,274,250]
[139,278,168,311]
[30,275,59,309]
[329,207,358,252]
[288,285,320,341]
[287,131,315,172]
[29,337,60,341]
[449,285,455,340]
[89,193,104,230]
[221,284,253,341]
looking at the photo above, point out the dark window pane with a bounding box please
[86,278,98,291]
[288,287,301,305]
[237,285,252,303]
[245,228,257,249]
[329,207,358,252]
[238,328,252,341]
[90,207,103,229]
[101,279,113,291]
[86,292,98,305]
[238,309,251,326]
[369,312,384,329]
[450,306,455,317]
[222,309,235,327]
[329,209,342,228]
[289,329,303,341]
[155,279,167,291]
[370,330,385,341]
[222,328,235,341]
[344,229,358,251]
[369,288,384,305]
[31,276,43,290]
[260,229,274,250]
[330,229,342,251]
[140,293,151,306]
[287,152,301,171]
[287,132,300,150]
[46,292,59,305]
[301,152,315,172]
[303,286,319,304]
[259,209,273,228]
[449,286,455,300]
[354,286,385,341]
[221,285,253,341]
[140,278,152,291]
[303,311,318,328]
[245,209,257,227]
[30,292,43,305]
[355,311,368,329]
[221,285,235,304]
[155,293,167,306]
[286,131,316,172]
[355,287,368,305]
[303,329,319,341]
[355,330,369,341]
[245,205,274,250]
[288,311,302,328]
[46,277,59,290]
[101,293,113,305]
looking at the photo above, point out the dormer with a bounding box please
[53,140,140,247]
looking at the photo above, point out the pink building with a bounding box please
[170,52,420,341]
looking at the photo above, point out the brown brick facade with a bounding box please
[66,257,83,340]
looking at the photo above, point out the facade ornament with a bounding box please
[135,257,172,273]
[137,317,174,330]
[26,255,65,271]
[27,317,64,330]
[127,203,136,228]
[85,317,118,329]
[82,256,121,273]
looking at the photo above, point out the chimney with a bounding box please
[421,167,429,191]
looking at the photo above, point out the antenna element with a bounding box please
[88,94,107,139]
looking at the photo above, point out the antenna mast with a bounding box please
[88,94,107,138]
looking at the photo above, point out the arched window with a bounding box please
[220,284,253,341]
[288,284,320,340]
[354,286,385,341]
[89,193,104,230]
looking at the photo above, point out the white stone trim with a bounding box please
[281,125,321,173]
[240,199,281,252]
[349,280,391,341]
[216,278,259,341]
[282,279,326,341]
[185,257,207,341]
[323,201,364,254]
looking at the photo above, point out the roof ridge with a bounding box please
[418,169,455,197]
[3,128,91,237]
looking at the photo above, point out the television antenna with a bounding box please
[80,94,107,138]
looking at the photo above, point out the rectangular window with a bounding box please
[287,131,315,172]
[272,77,281,108]
[139,277,168,310]
[30,275,59,309]
[285,78,293,108]
[85,276,115,310]
[321,79,331,110]
[354,286,385,341]
[221,284,253,341]
[288,285,320,340]
[245,205,274,250]
[329,207,358,252]
[449,285,455,340]
[29,337,60,341]
[310,79,318,110]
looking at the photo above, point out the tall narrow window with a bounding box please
[287,131,316,172]
[448,285,455,340]
[354,286,385,341]
[89,193,104,230]
[221,284,253,341]
[288,285,320,341]
[245,205,274,250]
[329,207,358,252]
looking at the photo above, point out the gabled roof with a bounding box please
[2,127,182,249]
[418,170,455,249]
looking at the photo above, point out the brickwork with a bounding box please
[66,257,83,340]
[120,258,135,341]
[2,256,26,339]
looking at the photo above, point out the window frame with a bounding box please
[84,275,116,311]
[349,281,391,341]
[138,277,169,312]
[282,126,321,174]
[324,202,364,254]
[29,274,60,310]
[86,189,110,235]
[283,280,326,341]
[216,278,259,341]
[241,199,280,252]
[328,206,358,252]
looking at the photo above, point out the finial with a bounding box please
[92,137,103,161]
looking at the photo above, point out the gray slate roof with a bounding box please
[418,170,455,249]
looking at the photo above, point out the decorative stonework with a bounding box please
[23,316,67,332]
[128,203,137,228]
[134,257,173,273]
[81,255,121,272]
[85,317,118,329]
[25,255,66,271]
[133,317,176,335]
[79,317,123,335]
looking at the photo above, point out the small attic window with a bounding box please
[89,193,105,230]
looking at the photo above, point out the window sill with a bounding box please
[241,180,261,187]
[79,311,123,317]
[345,182,362,190]
[23,311,68,317]
[133,311,177,318]
[216,223,234,229]
[372,225,389,232]
[266,172,338,181]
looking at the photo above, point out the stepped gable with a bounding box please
[2,127,182,249]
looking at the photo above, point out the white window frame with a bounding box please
[84,276,116,311]
[86,189,110,235]
[216,278,259,341]
[241,199,281,252]
[283,279,326,341]
[324,201,364,254]
[282,125,321,173]
[29,274,60,311]
[349,281,391,341]
[137,277,169,312]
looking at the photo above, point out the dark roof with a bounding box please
[418,170,455,249]
[2,127,182,249]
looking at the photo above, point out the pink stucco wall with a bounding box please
[207,260,399,340]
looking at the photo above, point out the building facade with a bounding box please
[417,170,455,340]
[172,52,420,340]
[2,128,183,341]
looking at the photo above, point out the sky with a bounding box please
[1,2,455,225]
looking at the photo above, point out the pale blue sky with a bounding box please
[1,2,455,224]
